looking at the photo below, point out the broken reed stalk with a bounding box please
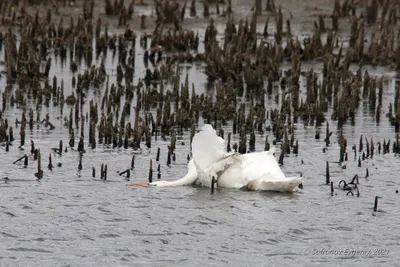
[156,147,160,161]
[211,176,216,194]
[48,154,53,170]
[148,159,153,183]
[326,161,330,184]
[59,140,63,156]
[374,196,380,212]
[131,155,135,169]
[36,149,43,179]
[104,164,108,180]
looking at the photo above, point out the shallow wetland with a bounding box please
[0,0,400,266]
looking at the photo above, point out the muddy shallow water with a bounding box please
[1,0,400,266]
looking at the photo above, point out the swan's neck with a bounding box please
[152,160,198,187]
[159,175,198,187]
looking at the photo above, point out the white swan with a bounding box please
[150,124,303,192]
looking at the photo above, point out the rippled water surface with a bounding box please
[1,1,400,266]
[1,107,400,267]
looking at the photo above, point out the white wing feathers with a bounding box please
[191,124,236,187]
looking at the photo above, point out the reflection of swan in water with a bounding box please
[151,124,303,192]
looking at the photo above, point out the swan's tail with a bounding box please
[191,124,235,187]
[247,175,303,192]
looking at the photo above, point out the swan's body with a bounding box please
[151,125,303,192]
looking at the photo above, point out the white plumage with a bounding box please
[150,124,303,192]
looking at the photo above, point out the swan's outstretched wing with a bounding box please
[191,124,235,187]
[191,124,231,167]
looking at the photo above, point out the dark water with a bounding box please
[1,17,400,267]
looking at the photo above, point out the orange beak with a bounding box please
[127,182,150,187]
